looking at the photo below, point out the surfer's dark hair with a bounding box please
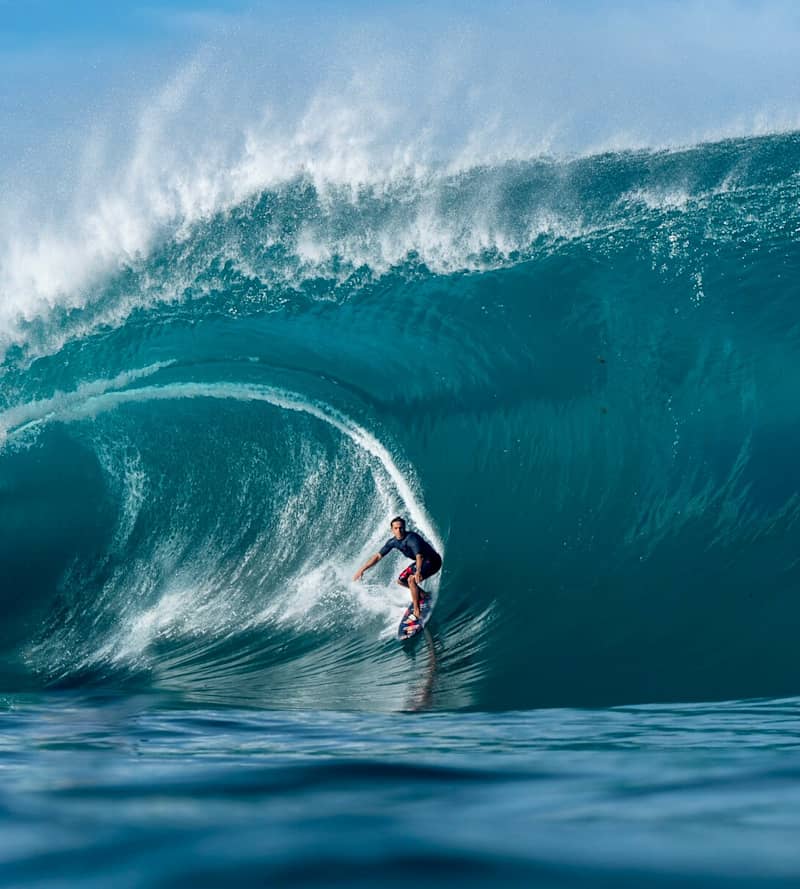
[390,516,406,530]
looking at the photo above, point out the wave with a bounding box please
[2,132,800,709]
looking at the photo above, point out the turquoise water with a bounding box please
[2,131,800,884]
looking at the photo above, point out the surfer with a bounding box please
[353,517,442,618]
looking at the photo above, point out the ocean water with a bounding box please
[2,125,800,885]
[2,695,799,887]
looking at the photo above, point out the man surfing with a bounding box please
[353,516,442,618]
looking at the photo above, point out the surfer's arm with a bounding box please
[353,553,381,581]
[414,553,424,581]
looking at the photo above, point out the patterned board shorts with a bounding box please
[398,558,441,587]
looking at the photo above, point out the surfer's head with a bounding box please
[390,516,407,539]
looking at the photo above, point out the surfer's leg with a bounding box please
[397,564,421,618]
[407,575,421,618]
[397,564,414,588]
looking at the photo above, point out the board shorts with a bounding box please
[398,556,442,588]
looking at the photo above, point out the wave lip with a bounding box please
[5,131,800,370]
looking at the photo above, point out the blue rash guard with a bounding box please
[379,531,442,585]
[379,530,439,561]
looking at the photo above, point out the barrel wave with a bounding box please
[2,132,800,710]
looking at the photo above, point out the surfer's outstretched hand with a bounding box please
[353,569,363,582]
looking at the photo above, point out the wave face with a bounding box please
[2,132,800,710]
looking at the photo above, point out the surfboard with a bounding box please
[396,591,433,641]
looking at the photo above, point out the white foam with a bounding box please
[621,187,694,213]
[93,440,148,556]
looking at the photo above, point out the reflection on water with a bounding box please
[405,627,438,712]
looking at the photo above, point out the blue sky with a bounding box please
[2,1,800,192]
[1,1,248,45]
